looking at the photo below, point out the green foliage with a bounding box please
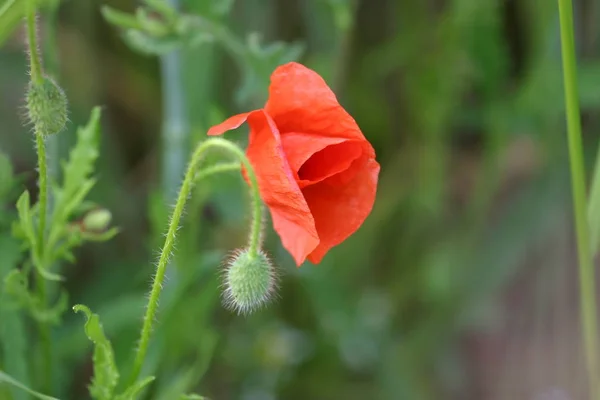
[0,0,58,46]
[101,0,303,106]
[0,370,59,400]
[0,236,28,400]
[73,304,159,400]
[113,376,156,400]
[11,107,116,286]
[3,269,68,323]
[0,152,13,200]
[73,304,119,400]
[3,0,600,399]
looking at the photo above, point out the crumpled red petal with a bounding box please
[302,157,380,264]
[207,110,320,266]
[280,132,364,188]
[265,62,370,146]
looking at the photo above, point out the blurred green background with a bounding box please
[1,0,600,399]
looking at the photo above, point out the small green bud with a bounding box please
[222,249,278,315]
[82,208,112,232]
[26,76,68,135]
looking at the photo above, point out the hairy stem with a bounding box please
[25,0,43,84]
[129,138,262,385]
[34,132,51,392]
[557,0,600,397]
[44,0,61,198]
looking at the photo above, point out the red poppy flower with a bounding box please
[208,62,380,266]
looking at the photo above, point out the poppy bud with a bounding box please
[222,249,278,315]
[26,75,68,135]
[82,208,112,232]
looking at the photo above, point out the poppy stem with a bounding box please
[26,1,52,391]
[557,0,600,397]
[129,137,263,386]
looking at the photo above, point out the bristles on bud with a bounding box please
[222,249,278,315]
[26,76,68,135]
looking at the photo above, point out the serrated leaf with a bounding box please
[51,107,101,236]
[135,7,169,36]
[3,270,66,323]
[114,376,156,400]
[73,304,119,400]
[14,191,36,253]
[101,5,143,30]
[122,29,183,55]
[0,370,59,400]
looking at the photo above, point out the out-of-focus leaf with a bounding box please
[0,151,14,200]
[0,370,59,400]
[73,304,119,400]
[114,376,156,400]
[100,6,143,31]
[588,145,600,254]
[122,30,183,56]
[0,236,28,400]
[3,269,67,324]
[179,395,206,400]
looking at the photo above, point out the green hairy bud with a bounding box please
[222,249,278,315]
[26,75,68,135]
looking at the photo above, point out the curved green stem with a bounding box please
[35,133,47,252]
[25,0,43,84]
[195,162,241,182]
[557,0,600,397]
[128,137,262,385]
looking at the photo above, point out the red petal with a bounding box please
[207,112,252,136]
[265,62,368,144]
[280,132,365,188]
[302,157,380,264]
[207,109,320,266]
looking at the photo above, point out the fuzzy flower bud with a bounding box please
[222,249,278,315]
[26,75,68,135]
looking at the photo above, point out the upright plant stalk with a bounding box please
[557,0,600,397]
[129,138,263,385]
[26,0,52,391]
[44,1,61,201]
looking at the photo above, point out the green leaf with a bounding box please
[0,369,59,400]
[179,395,206,400]
[100,5,143,30]
[0,0,24,47]
[50,107,101,239]
[13,191,36,253]
[0,151,14,200]
[3,269,67,324]
[0,236,29,400]
[589,153,600,255]
[122,29,183,55]
[114,376,156,400]
[73,304,119,400]
[30,289,68,324]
